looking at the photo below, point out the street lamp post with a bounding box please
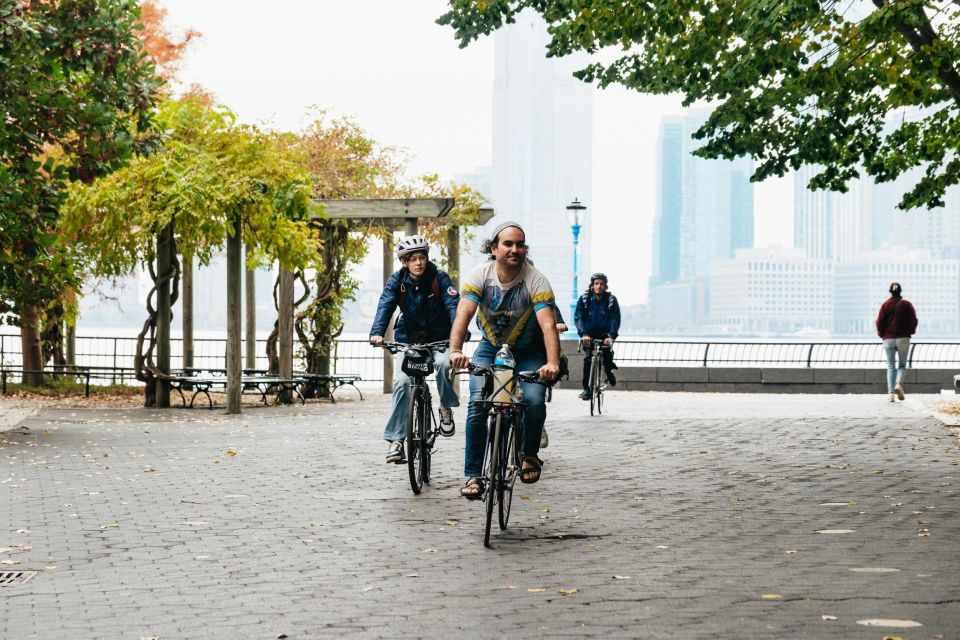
[566,198,587,337]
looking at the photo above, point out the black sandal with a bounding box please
[459,477,485,500]
[519,456,542,484]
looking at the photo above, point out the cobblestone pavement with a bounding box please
[2,391,958,639]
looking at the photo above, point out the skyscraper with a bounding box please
[648,111,754,328]
[491,10,593,310]
[651,118,682,285]
[794,164,833,259]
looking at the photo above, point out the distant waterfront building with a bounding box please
[648,111,754,327]
[794,165,832,259]
[709,248,834,334]
[833,249,960,336]
[491,10,593,307]
[651,119,683,285]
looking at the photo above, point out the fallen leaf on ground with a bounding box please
[821,615,838,621]
[225,450,237,457]
[100,522,120,529]
[761,594,782,600]
[1,559,21,565]
[444,520,459,526]
[557,588,578,595]
[527,588,546,593]
[856,619,922,628]
[423,548,438,554]
[815,529,855,534]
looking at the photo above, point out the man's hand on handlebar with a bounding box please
[450,350,470,369]
[556,323,567,333]
[369,335,383,346]
[537,362,560,382]
[603,337,614,347]
[581,336,591,347]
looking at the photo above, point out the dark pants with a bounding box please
[581,332,616,389]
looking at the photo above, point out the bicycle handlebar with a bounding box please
[449,362,551,385]
[373,340,449,355]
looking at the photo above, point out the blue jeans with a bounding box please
[383,349,459,442]
[464,340,547,477]
[883,337,910,393]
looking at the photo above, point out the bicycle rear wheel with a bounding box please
[483,413,501,548]
[498,415,518,530]
[406,388,425,495]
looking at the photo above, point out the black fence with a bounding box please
[612,340,960,369]
[1,334,958,388]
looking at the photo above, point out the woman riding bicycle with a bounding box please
[369,235,461,464]
[448,222,560,499]
[575,272,621,400]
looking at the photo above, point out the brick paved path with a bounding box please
[2,392,958,639]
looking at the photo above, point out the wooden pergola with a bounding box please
[152,198,493,413]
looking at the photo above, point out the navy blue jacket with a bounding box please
[574,291,621,339]
[369,262,459,343]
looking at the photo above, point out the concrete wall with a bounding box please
[558,340,958,394]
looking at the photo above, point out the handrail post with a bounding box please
[702,343,710,367]
[806,344,814,368]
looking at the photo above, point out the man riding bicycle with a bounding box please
[575,272,621,400]
[370,235,460,464]
[448,221,560,499]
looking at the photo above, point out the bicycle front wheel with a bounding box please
[589,355,598,416]
[421,388,432,485]
[498,415,518,530]
[406,388,425,495]
[483,412,501,548]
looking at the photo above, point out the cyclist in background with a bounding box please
[448,221,560,499]
[575,272,621,400]
[370,235,460,464]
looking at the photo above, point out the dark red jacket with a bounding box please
[876,296,918,339]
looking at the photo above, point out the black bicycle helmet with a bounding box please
[590,272,608,284]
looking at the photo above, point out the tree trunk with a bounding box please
[226,215,243,414]
[278,269,294,404]
[182,255,194,373]
[20,305,43,386]
[245,262,256,370]
[155,222,174,407]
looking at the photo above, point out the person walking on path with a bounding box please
[876,282,918,402]
[370,235,461,463]
[448,221,560,498]
[574,272,621,400]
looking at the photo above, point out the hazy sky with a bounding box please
[161,0,794,305]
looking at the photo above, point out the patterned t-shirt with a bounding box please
[461,261,555,349]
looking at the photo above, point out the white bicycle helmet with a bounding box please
[395,235,430,259]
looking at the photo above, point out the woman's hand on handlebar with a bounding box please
[537,362,560,382]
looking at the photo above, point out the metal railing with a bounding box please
[610,340,960,369]
[2,335,957,389]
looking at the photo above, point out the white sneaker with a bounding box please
[385,441,404,464]
[438,407,455,437]
[539,426,549,448]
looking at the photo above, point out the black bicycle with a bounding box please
[453,362,550,547]
[581,340,610,416]
[375,340,448,494]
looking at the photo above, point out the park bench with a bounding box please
[296,372,364,403]
[170,371,307,409]
[1,365,136,396]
